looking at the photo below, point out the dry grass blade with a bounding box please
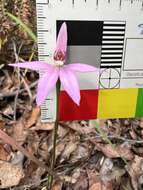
[6,12,37,42]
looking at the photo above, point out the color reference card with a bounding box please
[36,0,143,122]
[57,20,143,121]
[59,89,143,121]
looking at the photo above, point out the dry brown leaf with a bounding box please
[95,143,134,160]
[127,155,143,190]
[87,169,102,190]
[129,129,137,140]
[102,181,114,190]
[60,142,78,162]
[118,144,134,160]
[141,130,143,138]
[100,158,113,182]
[56,143,66,159]
[11,151,24,165]
[38,140,49,161]
[69,122,95,135]
[100,158,125,183]
[0,119,5,128]
[0,129,46,168]
[26,131,40,155]
[73,170,88,190]
[58,125,69,138]
[26,167,45,188]
[138,175,143,189]
[0,144,10,161]
[71,144,89,162]
[133,146,143,157]
[3,104,14,116]
[71,168,81,183]
[0,160,24,188]
[35,122,54,131]
[139,118,143,128]
[20,162,39,187]
[12,120,28,145]
[26,107,40,128]
[52,181,62,190]
[89,183,102,190]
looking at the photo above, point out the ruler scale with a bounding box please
[36,0,143,122]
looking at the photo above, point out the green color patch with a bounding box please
[136,88,143,117]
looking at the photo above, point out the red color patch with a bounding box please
[59,90,99,121]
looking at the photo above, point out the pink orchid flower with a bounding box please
[9,22,99,106]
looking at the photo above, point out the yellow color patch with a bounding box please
[98,89,138,119]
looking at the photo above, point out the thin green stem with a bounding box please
[48,79,61,189]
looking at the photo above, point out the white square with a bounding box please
[124,38,143,70]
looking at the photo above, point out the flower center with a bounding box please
[53,51,66,66]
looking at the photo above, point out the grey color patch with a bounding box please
[66,46,101,68]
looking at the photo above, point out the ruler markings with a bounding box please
[38,42,47,44]
[39,55,50,57]
[41,117,53,120]
[37,16,46,19]
[37,3,48,5]
[38,30,49,32]
[37,0,143,10]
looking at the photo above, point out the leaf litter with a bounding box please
[1,75,143,189]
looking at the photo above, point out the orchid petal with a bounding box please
[56,22,67,53]
[9,61,53,71]
[66,63,100,73]
[36,67,59,106]
[59,67,80,106]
